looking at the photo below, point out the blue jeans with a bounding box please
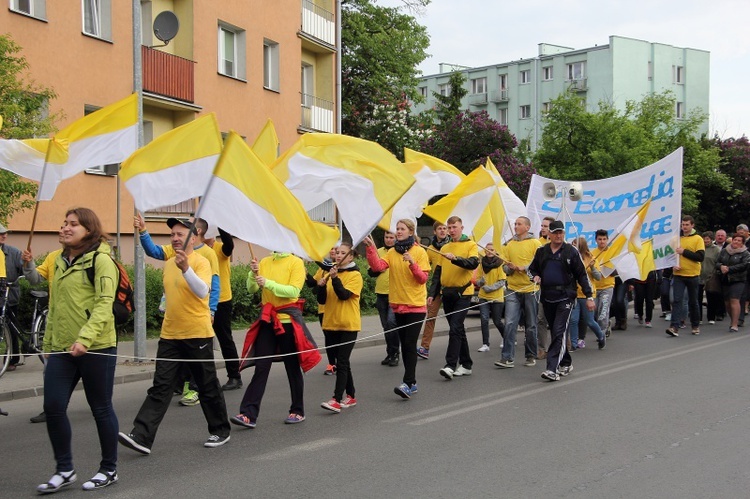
[479,298,504,346]
[501,291,538,361]
[569,299,604,346]
[376,294,399,356]
[671,275,700,328]
[44,348,118,473]
[595,287,614,332]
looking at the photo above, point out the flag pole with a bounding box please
[246,243,256,261]
[26,138,56,251]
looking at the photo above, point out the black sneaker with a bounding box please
[118,432,151,455]
[30,411,46,424]
[381,355,392,366]
[222,378,243,391]
[204,434,230,448]
[665,327,679,337]
[598,338,606,349]
[388,353,400,367]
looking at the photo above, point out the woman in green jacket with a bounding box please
[37,208,120,494]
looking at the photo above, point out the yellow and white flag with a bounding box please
[422,165,496,235]
[120,113,222,212]
[251,119,280,167]
[36,93,139,199]
[272,133,414,244]
[0,137,69,185]
[199,132,340,261]
[595,199,655,280]
[379,149,465,232]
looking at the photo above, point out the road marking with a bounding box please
[390,335,747,426]
[254,438,345,461]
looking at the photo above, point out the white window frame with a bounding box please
[567,62,585,81]
[520,104,531,119]
[471,77,487,95]
[217,22,246,80]
[301,63,314,107]
[542,102,552,114]
[418,86,428,98]
[438,83,451,96]
[498,74,507,90]
[263,39,280,92]
[676,102,684,119]
[10,0,46,19]
[82,0,112,41]
[673,65,685,84]
[498,107,508,126]
[520,70,530,84]
[543,66,553,81]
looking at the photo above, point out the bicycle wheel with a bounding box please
[31,311,47,365]
[0,322,12,378]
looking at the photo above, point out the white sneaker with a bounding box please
[709,320,715,325]
[439,366,454,380]
[477,344,490,352]
[454,366,473,376]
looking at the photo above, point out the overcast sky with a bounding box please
[378,0,748,138]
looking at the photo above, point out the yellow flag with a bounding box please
[251,119,280,167]
[422,165,496,235]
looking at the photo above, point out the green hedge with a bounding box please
[16,256,379,336]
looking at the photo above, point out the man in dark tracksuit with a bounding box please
[528,221,594,382]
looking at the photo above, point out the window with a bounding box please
[263,39,280,91]
[520,70,530,84]
[567,61,585,80]
[418,86,428,98]
[82,0,112,40]
[83,103,135,176]
[542,102,552,114]
[673,65,685,84]
[498,74,507,90]
[10,0,46,19]
[543,66,553,81]
[676,102,684,119]
[648,61,653,81]
[498,107,508,126]
[438,83,451,96]
[218,23,246,79]
[471,77,487,94]
[520,105,531,119]
[301,63,314,107]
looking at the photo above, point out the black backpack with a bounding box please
[86,252,135,326]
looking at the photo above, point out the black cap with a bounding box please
[549,220,564,233]
[166,217,192,230]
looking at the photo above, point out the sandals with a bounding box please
[82,470,118,491]
[37,471,77,494]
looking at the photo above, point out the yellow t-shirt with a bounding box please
[164,244,219,278]
[675,232,705,277]
[539,236,550,245]
[439,239,479,296]
[591,247,616,289]
[374,246,390,295]
[37,249,62,283]
[161,252,214,340]
[258,253,306,309]
[501,237,542,292]
[382,245,430,307]
[576,256,598,299]
[313,267,326,314]
[321,268,363,332]
[0,250,5,279]
[212,241,232,302]
[477,263,506,301]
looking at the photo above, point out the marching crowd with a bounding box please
[1,209,749,494]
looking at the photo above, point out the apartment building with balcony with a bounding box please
[412,36,709,151]
[3,0,339,260]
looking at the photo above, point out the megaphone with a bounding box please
[567,182,583,201]
[542,182,557,201]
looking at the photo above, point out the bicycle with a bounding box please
[0,276,48,378]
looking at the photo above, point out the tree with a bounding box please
[431,71,468,124]
[341,0,430,157]
[701,135,750,229]
[419,109,536,197]
[533,90,729,217]
[0,34,58,224]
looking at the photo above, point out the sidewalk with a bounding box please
[0,313,474,402]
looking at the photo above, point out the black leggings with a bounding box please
[395,312,426,386]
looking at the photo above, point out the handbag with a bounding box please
[705,271,721,294]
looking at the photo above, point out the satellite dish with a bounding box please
[153,11,179,44]
[542,182,557,201]
[568,182,583,201]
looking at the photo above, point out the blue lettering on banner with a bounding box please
[568,173,676,215]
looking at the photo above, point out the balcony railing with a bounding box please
[301,93,334,133]
[569,78,588,91]
[142,45,195,103]
[301,0,335,46]
[468,93,488,106]
[489,89,509,102]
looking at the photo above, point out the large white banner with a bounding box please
[526,148,683,270]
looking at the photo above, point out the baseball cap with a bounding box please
[0,223,7,234]
[549,220,564,233]
[166,217,193,230]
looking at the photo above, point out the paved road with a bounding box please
[3,318,750,498]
